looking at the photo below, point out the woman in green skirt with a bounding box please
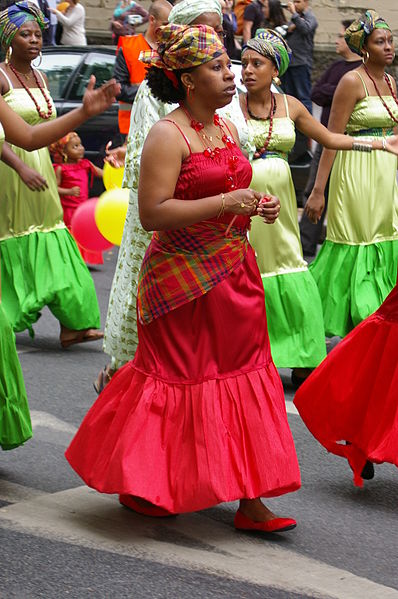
[0,2,106,346]
[225,29,398,385]
[0,4,118,448]
[305,11,398,338]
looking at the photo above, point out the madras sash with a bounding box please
[137,220,248,325]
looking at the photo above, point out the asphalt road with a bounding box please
[1,249,398,599]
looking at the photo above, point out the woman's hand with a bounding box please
[225,188,263,215]
[304,190,325,224]
[257,195,280,224]
[105,141,126,168]
[385,135,398,156]
[18,165,48,191]
[82,76,121,119]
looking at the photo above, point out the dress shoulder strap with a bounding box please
[354,70,369,97]
[282,94,290,118]
[0,66,13,90]
[33,68,47,89]
[163,119,192,154]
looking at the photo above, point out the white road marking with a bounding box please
[0,479,49,503]
[30,411,77,435]
[0,486,396,599]
[16,346,42,355]
[286,400,299,415]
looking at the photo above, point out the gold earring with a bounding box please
[32,51,42,68]
[273,75,281,86]
[5,46,12,64]
[362,50,370,64]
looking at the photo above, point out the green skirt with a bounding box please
[310,239,398,338]
[0,303,32,450]
[0,229,101,335]
[262,269,326,368]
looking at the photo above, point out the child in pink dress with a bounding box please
[50,132,104,264]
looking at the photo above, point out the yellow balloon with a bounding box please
[103,161,125,190]
[95,188,129,246]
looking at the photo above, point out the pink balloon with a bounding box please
[71,198,113,252]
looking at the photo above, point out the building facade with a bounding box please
[85,1,398,52]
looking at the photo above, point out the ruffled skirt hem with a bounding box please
[261,269,326,368]
[66,360,301,514]
[309,239,398,337]
[294,290,398,486]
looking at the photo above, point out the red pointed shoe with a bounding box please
[234,510,297,533]
[119,495,176,518]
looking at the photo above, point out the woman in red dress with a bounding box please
[65,24,301,532]
[295,282,398,486]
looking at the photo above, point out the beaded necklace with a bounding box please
[363,65,398,125]
[179,104,239,192]
[8,64,53,120]
[244,92,275,159]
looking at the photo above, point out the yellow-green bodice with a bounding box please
[0,86,65,241]
[247,115,307,275]
[328,94,398,245]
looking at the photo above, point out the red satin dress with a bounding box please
[65,144,301,514]
[295,283,398,486]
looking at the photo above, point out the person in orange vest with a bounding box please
[113,0,172,137]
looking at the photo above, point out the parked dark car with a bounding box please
[41,47,311,203]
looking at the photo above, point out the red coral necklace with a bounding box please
[8,64,53,120]
[363,65,398,125]
[179,103,239,192]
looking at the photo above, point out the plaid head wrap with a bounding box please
[49,132,78,164]
[168,0,222,26]
[345,10,391,56]
[0,1,49,49]
[140,23,225,72]
[243,29,292,76]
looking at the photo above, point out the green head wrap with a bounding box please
[0,1,48,49]
[345,10,391,56]
[243,29,292,77]
[168,0,222,27]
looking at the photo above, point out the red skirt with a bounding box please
[66,248,300,513]
[294,284,398,486]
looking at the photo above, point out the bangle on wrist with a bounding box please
[217,192,225,218]
[382,137,387,151]
[352,141,372,152]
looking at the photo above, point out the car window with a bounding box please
[40,53,83,100]
[69,53,116,101]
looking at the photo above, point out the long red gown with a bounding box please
[65,145,301,514]
[294,282,398,486]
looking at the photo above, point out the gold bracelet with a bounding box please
[217,193,225,218]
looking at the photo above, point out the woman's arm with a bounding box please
[138,120,262,231]
[1,143,48,191]
[51,4,83,26]
[0,76,119,151]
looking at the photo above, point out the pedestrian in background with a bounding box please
[221,0,241,60]
[50,0,86,46]
[299,19,362,258]
[263,0,288,37]
[282,0,317,113]
[113,0,171,137]
[242,0,266,44]
[110,0,148,45]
